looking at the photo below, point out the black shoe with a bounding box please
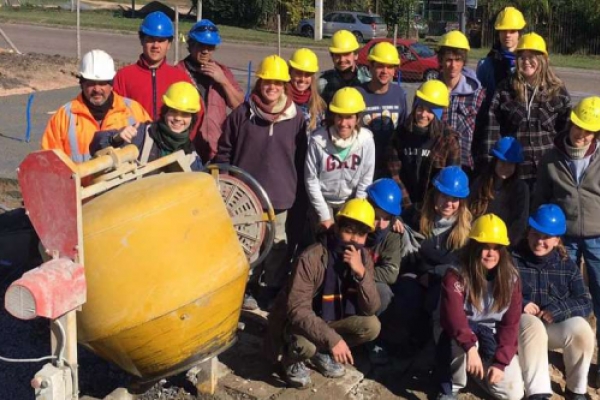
[565,389,588,400]
[527,394,552,400]
[310,352,345,378]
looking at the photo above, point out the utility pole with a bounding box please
[315,0,323,41]
[458,0,466,34]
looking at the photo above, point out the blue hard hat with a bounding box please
[188,19,222,46]
[432,166,470,198]
[366,179,402,217]
[140,11,174,38]
[528,204,567,236]
[490,136,524,163]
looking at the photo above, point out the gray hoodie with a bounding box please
[305,126,375,221]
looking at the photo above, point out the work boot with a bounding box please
[310,352,345,378]
[282,361,311,389]
[242,293,258,311]
[366,341,389,365]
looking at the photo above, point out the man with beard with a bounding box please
[113,12,192,121]
[177,19,244,162]
[319,30,371,105]
[42,50,150,163]
[437,31,485,175]
[265,199,381,388]
[356,42,408,179]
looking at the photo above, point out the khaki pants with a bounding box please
[519,314,594,396]
[449,340,524,400]
[284,315,381,363]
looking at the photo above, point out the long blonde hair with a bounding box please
[513,53,564,103]
[419,188,472,251]
[289,67,326,132]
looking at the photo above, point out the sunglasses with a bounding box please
[193,25,219,33]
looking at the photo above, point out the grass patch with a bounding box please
[0,7,330,47]
[1,7,600,70]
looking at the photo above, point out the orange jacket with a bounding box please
[41,92,150,162]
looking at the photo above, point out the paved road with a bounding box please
[3,22,600,95]
[1,22,599,178]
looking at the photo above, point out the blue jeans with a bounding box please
[563,235,600,352]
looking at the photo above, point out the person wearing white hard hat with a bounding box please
[42,49,150,163]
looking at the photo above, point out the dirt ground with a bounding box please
[0,50,80,96]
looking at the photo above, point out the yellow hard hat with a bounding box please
[256,55,291,82]
[469,214,510,246]
[438,30,470,51]
[571,96,600,132]
[367,42,400,66]
[289,48,319,73]
[416,80,450,108]
[494,6,526,30]
[329,30,360,54]
[516,32,547,56]
[329,87,366,115]
[162,81,201,113]
[337,198,375,231]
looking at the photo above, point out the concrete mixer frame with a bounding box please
[11,146,276,399]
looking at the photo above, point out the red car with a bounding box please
[357,38,440,82]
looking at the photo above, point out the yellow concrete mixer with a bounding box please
[5,146,275,399]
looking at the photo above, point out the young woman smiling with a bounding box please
[90,81,203,170]
[482,33,571,189]
[386,80,461,206]
[305,87,375,234]
[215,54,307,310]
[515,205,593,400]
[287,48,326,135]
[437,214,524,400]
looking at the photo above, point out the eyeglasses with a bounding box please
[192,25,219,33]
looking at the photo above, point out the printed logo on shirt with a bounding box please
[326,154,362,171]
[402,148,431,157]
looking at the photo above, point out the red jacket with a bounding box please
[440,268,521,371]
[113,55,194,122]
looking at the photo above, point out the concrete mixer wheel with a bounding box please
[217,175,266,261]
[207,164,276,269]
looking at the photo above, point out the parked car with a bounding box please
[297,11,388,43]
[357,38,439,82]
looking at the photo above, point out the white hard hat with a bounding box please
[79,49,116,81]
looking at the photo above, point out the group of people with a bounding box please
[38,6,600,400]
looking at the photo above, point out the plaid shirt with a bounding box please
[386,121,461,206]
[443,84,486,169]
[514,248,591,323]
[477,79,571,181]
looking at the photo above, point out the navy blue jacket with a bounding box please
[514,247,591,323]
